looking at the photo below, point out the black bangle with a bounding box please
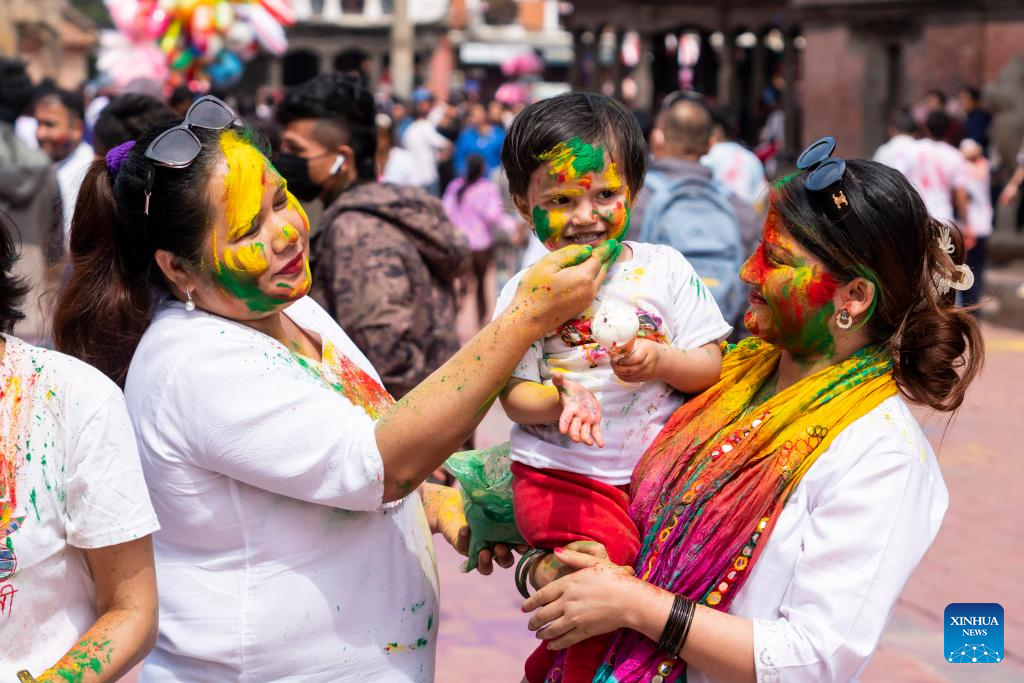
[658,594,696,655]
[515,548,549,599]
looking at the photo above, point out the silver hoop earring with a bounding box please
[836,309,852,329]
[184,285,196,312]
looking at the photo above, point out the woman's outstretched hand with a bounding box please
[508,240,620,337]
[522,546,637,650]
[420,482,522,574]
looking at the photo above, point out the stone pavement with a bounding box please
[434,322,1024,683]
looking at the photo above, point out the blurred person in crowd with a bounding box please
[0,211,159,683]
[922,88,964,144]
[375,112,417,185]
[276,72,469,400]
[998,137,1024,213]
[703,104,767,209]
[168,85,195,118]
[34,88,93,242]
[907,110,968,224]
[454,103,505,177]
[488,99,509,130]
[956,138,993,312]
[390,97,412,139]
[91,93,175,159]
[633,93,752,327]
[435,100,462,193]
[874,109,920,178]
[959,86,991,152]
[401,89,452,196]
[0,57,62,344]
[442,153,516,338]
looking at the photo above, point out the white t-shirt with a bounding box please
[873,134,918,179]
[495,242,732,485]
[400,119,449,187]
[382,146,419,186]
[0,335,158,678]
[906,138,966,222]
[954,158,994,238]
[125,297,439,682]
[55,141,94,245]
[702,141,768,206]
[687,395,948,683]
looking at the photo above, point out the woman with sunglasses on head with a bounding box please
[518,139,983,683]
[51,97,616,681]
[0,209,158,682]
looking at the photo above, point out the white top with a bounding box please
[905,138,965,222]
[126,297,439,683]
[0,335,158,678]
[400,119,449,187]
[55,141,94,245]
[687,395,949,683]
[954,158,994,238]
[495,242,731,485]
[873,134,918,179]
[381,145,420,186]
[702,141,768,206]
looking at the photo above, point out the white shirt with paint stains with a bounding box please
[496,242,732,485]
[126,297,439,682]
[0,335,159,679]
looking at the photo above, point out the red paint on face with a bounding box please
[804,271,840,307]
[579,176,592,189]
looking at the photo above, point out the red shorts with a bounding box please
[511,461,641,683]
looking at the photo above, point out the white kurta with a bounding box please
[125,297,439,682]
[687,395,948,683]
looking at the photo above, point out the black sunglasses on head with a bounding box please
[143,95,239,214]
[796,136,849,208]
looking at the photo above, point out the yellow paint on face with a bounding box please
[287,191,310,232]
[225,241,269,276]
[219,132,267,241]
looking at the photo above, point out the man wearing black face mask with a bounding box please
[276,72,470,400]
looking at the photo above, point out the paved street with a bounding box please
[434,322,1024,683]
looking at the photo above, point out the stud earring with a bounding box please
[836,309,852,329]
[184,285,196,312]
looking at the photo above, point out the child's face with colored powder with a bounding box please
[202,132,312,318]
[515,137,632,250]
[739,210,841,359]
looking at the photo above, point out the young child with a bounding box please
[495,92,732,683]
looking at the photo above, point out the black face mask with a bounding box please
[273,152,323,201]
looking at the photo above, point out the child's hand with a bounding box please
[552,373,604,447]
[610,338,664,383]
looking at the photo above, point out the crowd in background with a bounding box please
[0,55,1014,387]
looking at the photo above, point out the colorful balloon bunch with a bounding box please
[102,0,296,88]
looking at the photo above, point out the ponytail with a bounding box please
[53,162,153,386]
[889,219,983,412]
[456,154,486,204]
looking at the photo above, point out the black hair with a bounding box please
[457,154,486,203]
[0,211,30,332]
[92,93,175,157]
[53,123,265,385]
[894,109,918,135]
[709,104,737,140]
[501,91,648,198]
[0,57,33,123]
[34,87,85,122]
[772,160,983,412]
[276,72,378,181]
[960,86,981,103]
[169,85,195,108]
[925,110,950,139]
[926,89,947,106]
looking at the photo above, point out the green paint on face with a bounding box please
[538,137,606,181]
[211,264,287,313]
[532,205,551,242]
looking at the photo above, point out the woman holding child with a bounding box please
[514,101,983,682]
[50,96,616,681]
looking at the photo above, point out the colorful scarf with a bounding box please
[590,337,897,682]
